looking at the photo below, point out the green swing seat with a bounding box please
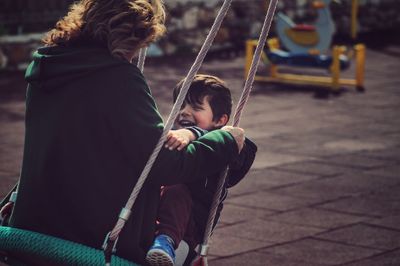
[0,226,140,266]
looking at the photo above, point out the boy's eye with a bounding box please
[192,105,203,111]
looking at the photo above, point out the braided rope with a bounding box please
[233,0,279,127]
[136,47,147,73]
[107,0,233,245]
[199,0,279,257]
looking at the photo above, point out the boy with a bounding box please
[146,74,257,266]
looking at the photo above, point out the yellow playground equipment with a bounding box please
[245,0,366,92]
[245,38,366,92]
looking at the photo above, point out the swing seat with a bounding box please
[266,49,351,70]
[0,226,139,266]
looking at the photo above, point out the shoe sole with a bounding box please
[146,248,174,266]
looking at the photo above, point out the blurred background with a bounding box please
[0,0,399,70]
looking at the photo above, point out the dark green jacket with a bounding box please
[9,42,239,264]
[188,138,257,240]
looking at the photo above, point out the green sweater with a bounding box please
[9,42,238,264]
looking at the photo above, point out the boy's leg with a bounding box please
[146,184,193,265]
[182,215,202,265]
[181,201,224,265]
[157,184,193,247]
[182,214,202,251]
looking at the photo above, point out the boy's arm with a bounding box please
[165,126,208,150]
[185,126,208,139]
[226,138,257,188]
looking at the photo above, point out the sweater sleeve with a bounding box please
[225,138,257,188]
[104,65,239,186]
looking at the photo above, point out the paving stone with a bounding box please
[273,143,354,161]
[365,214,400,231]
[252,151,314,170]
[229,169,320,196]
[316,223,400,250]
[270,178,357,202]
[365,185,400,202]
[364,164,400,179]
[272,160,354,176]
[259,238,382,265]
[337,121,400,136]
[319,154,394,169]
[315,196,400,217]
[361,148,400,162]
[272,172,399,202]
[218,203,276,224]
[215,219,322,243]
[274,135,396,158]
[344,249,400,266]
[228,190,317,211]
[208,233,271,257]
[265,207,369,229]
[325,172,400,193]
[322,139,389,153]
[210,251,328,266]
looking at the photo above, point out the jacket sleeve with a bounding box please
[225,138,257,188]
[184,126,208,139]
[104,65,239,186]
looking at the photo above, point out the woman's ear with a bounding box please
[215,114,229,127]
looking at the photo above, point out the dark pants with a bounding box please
[156,184,202,250]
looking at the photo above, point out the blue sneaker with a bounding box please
[146,234,175,266]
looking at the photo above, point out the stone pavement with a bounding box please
[1,44,400,265]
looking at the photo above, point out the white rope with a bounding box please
[105,0,234,248]
[137,47,147,72]
[198,0,279,261]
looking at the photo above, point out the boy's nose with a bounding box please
[179,106,191,117]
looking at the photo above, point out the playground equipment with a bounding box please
[245,0,366,92]
[245,38,365,91]
[276,0,335,54]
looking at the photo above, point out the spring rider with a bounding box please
[245,0,365,92]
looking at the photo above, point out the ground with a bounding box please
[0,42,399,265]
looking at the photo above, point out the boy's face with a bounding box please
[175,96,226,131]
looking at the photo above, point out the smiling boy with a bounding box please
[146,75,257,266]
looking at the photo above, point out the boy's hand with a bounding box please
[221,126,245,153]
[165,129,196,151]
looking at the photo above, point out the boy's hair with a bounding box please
[43,0,166,60]
[173,74,232,122]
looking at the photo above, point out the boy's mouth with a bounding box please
[178,120,196,127]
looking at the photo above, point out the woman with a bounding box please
[6,0,244,264]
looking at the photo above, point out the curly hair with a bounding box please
[43,0,166,61]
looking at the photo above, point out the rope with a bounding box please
[233,0,279,127]
[198,0,279,260]
[136,47,147,73]
[105,0,234,253]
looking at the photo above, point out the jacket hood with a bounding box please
[25,43,128,91]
